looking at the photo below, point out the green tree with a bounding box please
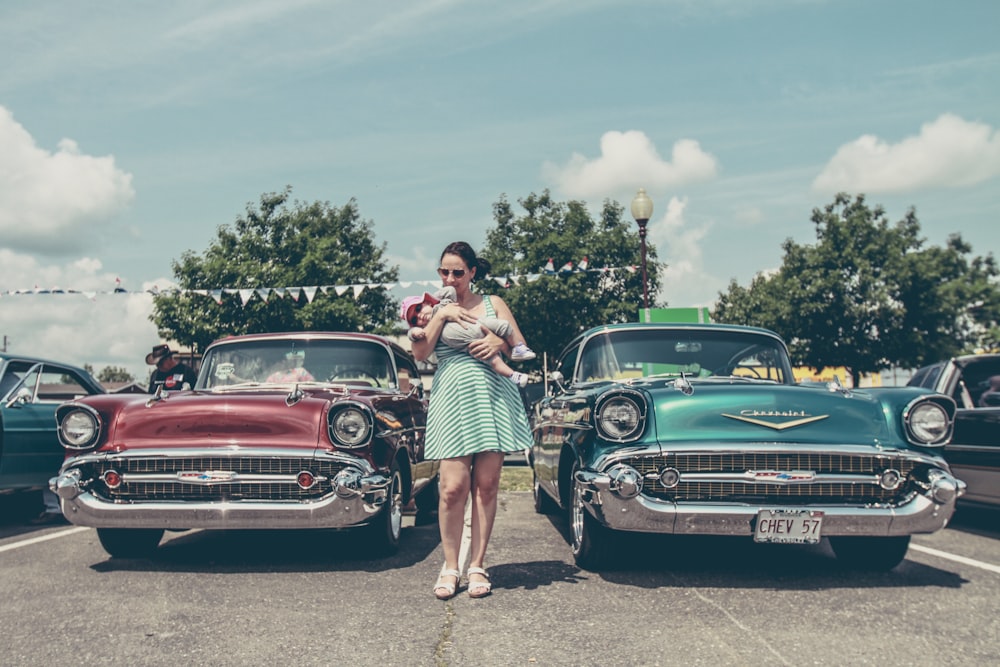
[97,366,135,383]
[151,187,398,352]
[713,193,999,384]
[479,190,661,365]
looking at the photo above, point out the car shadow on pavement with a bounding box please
[948,506,1000,539]
[89,520,443,574]
[538,511,966,591]
[0,492,65,540]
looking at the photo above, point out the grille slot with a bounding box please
[621,453,919,504]
[85,456,349,502]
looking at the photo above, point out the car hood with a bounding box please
[90,391,332,451]
[645,381,892,447]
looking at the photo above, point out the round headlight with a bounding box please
[59,408,100,449]
[595,394,645,442]
[907,401,949,445]
[329,406,372,448]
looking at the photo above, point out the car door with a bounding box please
[0,361,101,490]
[941,357,1000,507]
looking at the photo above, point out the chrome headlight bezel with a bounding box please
[328,403,374,449]
[903,396,954,446]
[56,405,102,450]
[594,390,647,443]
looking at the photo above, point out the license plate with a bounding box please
[754,509,824,544]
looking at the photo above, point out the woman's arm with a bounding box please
[467,296,515,361]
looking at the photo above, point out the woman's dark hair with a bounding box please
[440,241,491,282]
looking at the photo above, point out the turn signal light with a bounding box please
[102,470,122,489]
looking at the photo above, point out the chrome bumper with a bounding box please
[49,468,389,530]
[574,468,966,537]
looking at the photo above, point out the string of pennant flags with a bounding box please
[0,257,640,305]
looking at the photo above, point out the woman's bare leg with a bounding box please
[437,456,473,582]
[467,451,505,581]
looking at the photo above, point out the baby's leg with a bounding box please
[488,355,528,388]
[489,355,516,378]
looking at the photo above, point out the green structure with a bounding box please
[638,307,712,324]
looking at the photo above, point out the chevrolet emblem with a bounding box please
[722,411,829,430]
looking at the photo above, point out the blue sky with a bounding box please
[1,0,998,380]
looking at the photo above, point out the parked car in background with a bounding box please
[531,323,965,571]
[908,354,1000,508]
[50,332,437,558]
[0,354,104,495]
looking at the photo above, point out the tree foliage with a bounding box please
[151,187,398,352]
[713,193,1000,383]
[96,366,135,383]
[479,190,661,366]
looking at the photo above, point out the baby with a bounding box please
[401,287,536,388]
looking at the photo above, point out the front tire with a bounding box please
[97,528,164,558]
[570,466,612,570]
[830,535,911,571]
[363,461,404,555]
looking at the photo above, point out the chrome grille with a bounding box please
[621,453,919,504]
[83,456,349,502]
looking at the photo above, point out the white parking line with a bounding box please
[0,526,90,553]
[910,543,1000,575]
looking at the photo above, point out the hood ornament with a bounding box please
[723,410,829,430]
[145,384,167,408]
[286,383,305,406]
[827,376,852,397]
[673,375,694,396]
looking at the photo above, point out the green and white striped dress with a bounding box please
[425,295,532,460]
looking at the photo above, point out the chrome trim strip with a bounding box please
[120,473,323,485]
[659,472,881,485]
[60,447,377,475]
[591,443,950,472]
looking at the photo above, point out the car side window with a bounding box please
[28,365,95,403]
[1,360,37,401]
[393,351,421,393]
[557,344,580,383]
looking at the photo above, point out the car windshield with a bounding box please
[575,328,792,384]
[198,338,394,390]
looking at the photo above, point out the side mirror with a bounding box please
[548,370,566,394]
[6,386,33,408]
[409,378,425,400]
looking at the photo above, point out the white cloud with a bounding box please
[0,106,135,254]
[0,250,163,382]
[543,130,718,199]
[813,113,1000,194]
[646,196,721,309]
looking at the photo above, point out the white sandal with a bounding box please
[466,567,492,598]
[433,569,461,600]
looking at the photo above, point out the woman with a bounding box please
[410,241,533,599]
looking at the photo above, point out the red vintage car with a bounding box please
[50,332,438,558]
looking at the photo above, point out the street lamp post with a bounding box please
[630,188,654,315]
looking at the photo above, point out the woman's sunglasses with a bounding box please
[437,268,466,278]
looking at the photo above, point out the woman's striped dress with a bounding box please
[424,295,532,460]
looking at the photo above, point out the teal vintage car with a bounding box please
[530,323,966,571]
[0,354,105,495]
